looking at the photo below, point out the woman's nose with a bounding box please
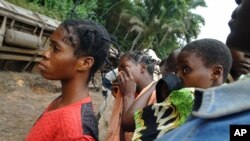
[42,48,51,59]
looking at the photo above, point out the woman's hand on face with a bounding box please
[118,67,136,97]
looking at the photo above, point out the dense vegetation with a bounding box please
[6,0,206,58]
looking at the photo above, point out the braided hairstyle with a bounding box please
[120,51,155,76]
[60,19,111,82]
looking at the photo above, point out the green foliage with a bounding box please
[95,0,206,58]
[6,0,98,21]
[6,0,206,58]
[169,88,195,125]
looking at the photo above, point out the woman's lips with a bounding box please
[37,62,47,71]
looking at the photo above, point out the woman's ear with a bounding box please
[212,65,223,80]
[140,63,147,73]
[77,57,94,72]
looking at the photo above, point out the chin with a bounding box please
[226,33,237,46]
[40,72,57,80]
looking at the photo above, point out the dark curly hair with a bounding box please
[60,19,111,82]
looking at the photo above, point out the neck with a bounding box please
[137,75,154,93]
[211,77,223,87]
[60,74,89,106]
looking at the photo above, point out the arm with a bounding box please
[117,67,137,127]
[117,67,137,131]
[122,81,157,132]
[118,66,157,131]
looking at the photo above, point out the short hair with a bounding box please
[182,38,232,81]
[120,51,155,76]
[166,48,181,72]
[60,19,111,82]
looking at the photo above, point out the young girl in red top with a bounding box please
[26,19,111,141]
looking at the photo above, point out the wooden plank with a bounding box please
[0,53,42,62]
[0,46,44,55]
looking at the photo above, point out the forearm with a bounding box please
[123,93,135,117]
[122,82,156,131]
[122,94,135,131]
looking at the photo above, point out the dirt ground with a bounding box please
[0,71,104,141]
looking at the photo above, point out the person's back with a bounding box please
[156,0,250,140]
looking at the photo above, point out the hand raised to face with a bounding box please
[117,66,137,97]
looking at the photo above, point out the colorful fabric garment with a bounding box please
[26,96,98,141]
[133,88,195,141]
[156,78,250,141]
[105,81,157,141]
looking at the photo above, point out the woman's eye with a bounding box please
[50,43,59,52]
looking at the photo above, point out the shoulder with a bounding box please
[193,78,250,118]
[80,102,99,140]
[58,102,98,140]
[156,110,250,141]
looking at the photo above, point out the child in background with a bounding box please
[133,38,232,141]
[26,19,111,141]
[176,38,232,88]
[159,48,181,77]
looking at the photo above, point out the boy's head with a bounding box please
[39,19,110,82]
[118,51,155,83]
[177,38,232,89]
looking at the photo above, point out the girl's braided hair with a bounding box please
[60,19,111,82]
[120,51,155,75]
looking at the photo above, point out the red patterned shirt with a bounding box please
[26,96,98,141]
